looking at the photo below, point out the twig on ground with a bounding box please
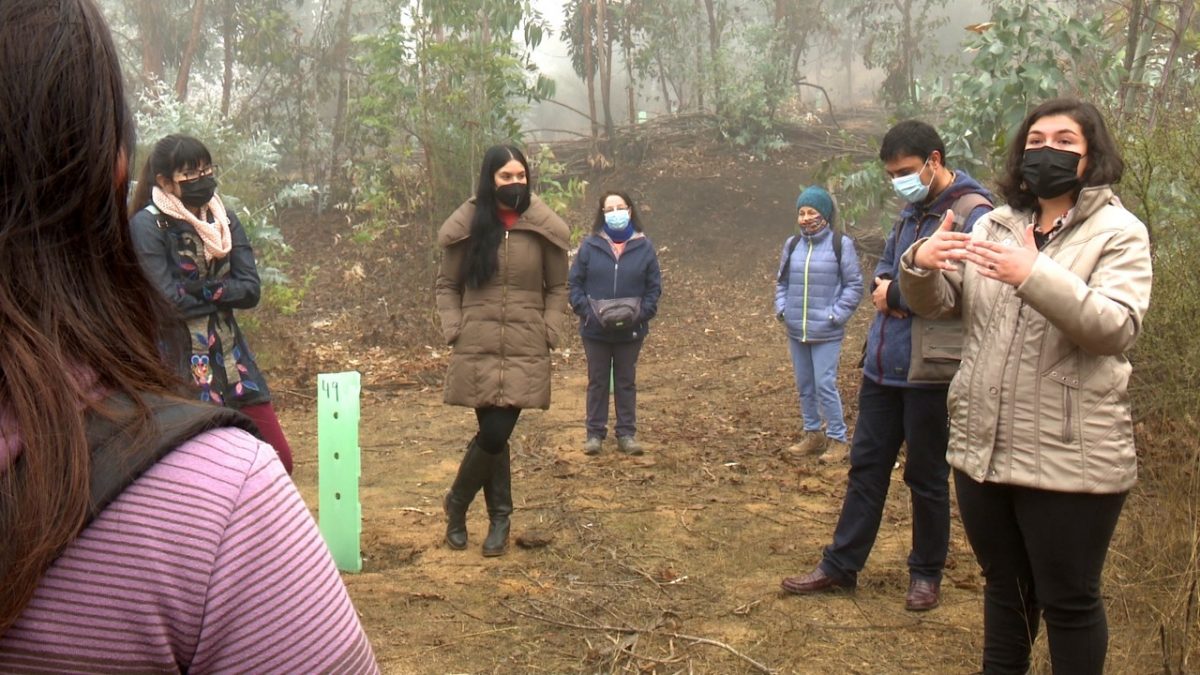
[502,600,779,674]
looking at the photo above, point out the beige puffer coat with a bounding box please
[899,186,1152,493]
[435,195,570,410]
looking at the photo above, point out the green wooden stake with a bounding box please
[318,371,363,573]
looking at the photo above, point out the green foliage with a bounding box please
[529,146,587,216]
[711,23,794,158]
[352,0,552,219]
[262,266,319,316]
[852,0,949,109]
[816,152,894,235]
[927,3,1120,179]
[1121,107,1200,421]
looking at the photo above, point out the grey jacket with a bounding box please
[899,186,1152,493]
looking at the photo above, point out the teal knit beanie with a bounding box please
[795,185,835,224]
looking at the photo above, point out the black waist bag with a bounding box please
[87,394,260,525]
[588,297,642,331]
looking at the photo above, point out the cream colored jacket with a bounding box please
[899,186,1152,493]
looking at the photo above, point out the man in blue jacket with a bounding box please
[780,120,993,611]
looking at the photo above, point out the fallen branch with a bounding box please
[502,600,778,674]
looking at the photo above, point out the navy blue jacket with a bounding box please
[568,233,662,342]
[864,171,993,388]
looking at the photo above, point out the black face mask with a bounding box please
[1021,146,1082,199]
[495,182,527,210]
[179,175,217,208]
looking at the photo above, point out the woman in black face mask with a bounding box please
[900,99,1152,674]
[435,144,570,556]
[130,134,294,474]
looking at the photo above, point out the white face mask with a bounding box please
[891,157,932,203]
[604,209,631,230]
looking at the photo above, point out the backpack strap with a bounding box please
[777,235,803,283]
[86,394,260,525]
[949,193,993,230]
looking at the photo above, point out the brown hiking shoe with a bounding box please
[818,439,849,464]
[793,431,827,456]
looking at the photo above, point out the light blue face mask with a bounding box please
[891,157,932,203]
[604,209,631,230]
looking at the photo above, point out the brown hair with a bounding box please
[997,98,1126,211]
[0,0,182,633]
[590,190,645,233]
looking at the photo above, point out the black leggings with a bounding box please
[474,406,521,455]
[954,470,1127,675]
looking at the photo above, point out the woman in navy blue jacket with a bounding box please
[568,191,662,456]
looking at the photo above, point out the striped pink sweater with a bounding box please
[0,427,378,673]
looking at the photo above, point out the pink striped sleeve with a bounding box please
[0,427,377,674]
[188,433,377,674]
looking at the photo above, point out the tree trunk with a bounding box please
[654,50,672,113]
[583,0,600,142]
[624,21,636,124]
[221,0,235,116]
[139,0,167,87]
[702,0,720,113]
[596,0,614,139]
[1124,0,1162,115]
[329,0,356,198]
[175,0,208,102]
[1149,0,1195,126]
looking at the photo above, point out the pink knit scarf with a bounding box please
[152,187,232,262]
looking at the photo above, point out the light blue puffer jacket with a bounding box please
[774,226,863,343]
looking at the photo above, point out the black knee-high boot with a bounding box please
[443,437,492,550]
[481,443,512,557]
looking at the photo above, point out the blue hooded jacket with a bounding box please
[774,226,864,343]
[568,233,662,342]
[865,170,993,388]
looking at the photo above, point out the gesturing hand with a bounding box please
[913,211,971,272]
[964,224,1039,287]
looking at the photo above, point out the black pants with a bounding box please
[954,470,1127,675]
[820,377,951,584]
[582,337,644,439]
[474,406,521,455]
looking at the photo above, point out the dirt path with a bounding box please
[268,139,994,673]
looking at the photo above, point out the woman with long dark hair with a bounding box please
[901,99,1152,674]
[0,1,375,669]
[568,190,662,456]
[436,144,570,557]
[129,134,293,474]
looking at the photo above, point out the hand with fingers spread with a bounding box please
[965,224,1039,287]
[913,211,972,272]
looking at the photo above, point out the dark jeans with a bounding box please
[820,377,950,584]
[474,406,521,455]
[239,401,293,475]
[582,337,644,439]
[954,470,1127,675]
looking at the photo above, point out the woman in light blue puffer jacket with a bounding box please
[774,186,864,460]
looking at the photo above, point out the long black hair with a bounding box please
[997,99,1125,212]
[0,0,182,633]
[131,134,214,210]
[590,190,645,233]
[464,145,531,288]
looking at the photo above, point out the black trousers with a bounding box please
[582,337,644,439]
[474,406,521,454]
[820,377,951,584]
[954,470,1127,675]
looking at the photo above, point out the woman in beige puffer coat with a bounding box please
[900,99,1152,675]
[435,145,570,557]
